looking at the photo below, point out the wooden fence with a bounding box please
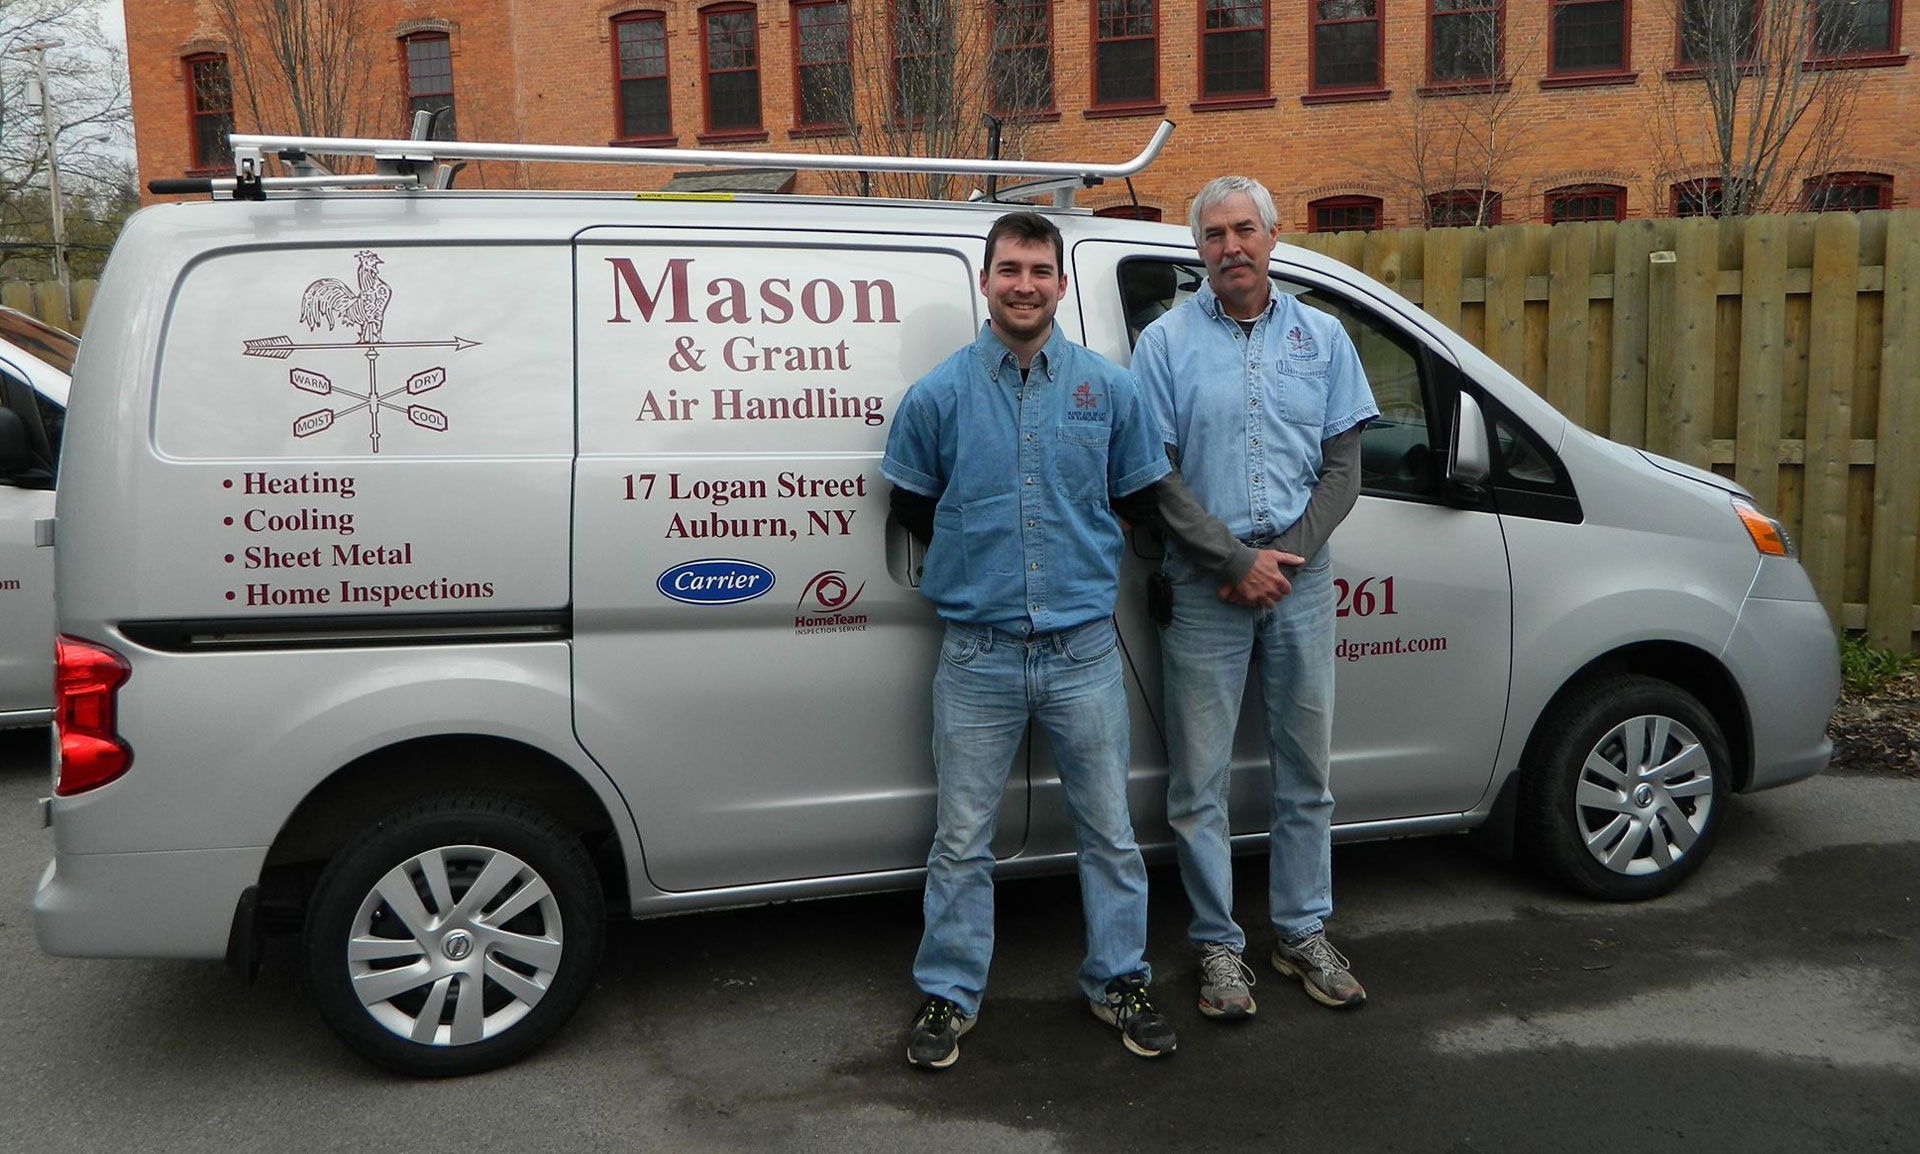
[1285,211,1920,652]
[1,279,95,333]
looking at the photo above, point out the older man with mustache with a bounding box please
[1132,175,1379,1020]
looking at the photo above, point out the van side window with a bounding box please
[1116,258,1441,500]
[0,371,56,487]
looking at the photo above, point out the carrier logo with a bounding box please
[657,558,775,605]
[796,570,868,635]
[242,250,483,454]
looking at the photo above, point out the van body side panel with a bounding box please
[570,231,999,891]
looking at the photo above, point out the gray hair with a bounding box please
[1188,176,1278,247]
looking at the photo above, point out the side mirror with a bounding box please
[1447,390,1491,504]
[0,407,35,477]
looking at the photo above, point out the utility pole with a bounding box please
[14,41,69,310]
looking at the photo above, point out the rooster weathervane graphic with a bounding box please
[242,250,481,453]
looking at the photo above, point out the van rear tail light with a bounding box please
[55,636,132,796]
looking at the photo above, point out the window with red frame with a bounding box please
[892,0,953,122]
[403,32,456,139]
[1431,0,1501,82]
[1310,195,1382,232]
[1203,0,1268,97]
[1804,172,1893,211]
[1312,0,1383,91]
[794,0,852,128]
[1549,0,1627,75]
[1093,0,1157,105]
[1813,0,1895,56]
[614,12,672,139]
[704,4,762,133]
[185,54,234,171]
[1671,176,1748,217]
[1427,189,1502,226]
[1545,183,1625,222]
[1094,204,1164,219]
[1676,0,1756,66]
[990,0,1053,113]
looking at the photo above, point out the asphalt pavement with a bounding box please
[1,726,1915,1154]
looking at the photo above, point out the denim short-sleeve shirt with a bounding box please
[1133,280,1377,545]
[882,322,1171,633]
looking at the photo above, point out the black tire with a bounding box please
[304,794,606,1076]
[1520,675,1732,901]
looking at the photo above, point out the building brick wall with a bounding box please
[126,0,1918,224]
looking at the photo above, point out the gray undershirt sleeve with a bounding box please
[1271,426,1366,565]
[1112,460,1259,584]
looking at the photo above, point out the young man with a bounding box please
[1132,176,1379,1019]
[883,211,1178,1068]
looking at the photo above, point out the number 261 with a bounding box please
[1333,576,1396,618]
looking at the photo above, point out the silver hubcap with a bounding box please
[1575,713,1715,877]
[346,845,565,1047]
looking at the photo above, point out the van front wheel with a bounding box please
[304,794,606,1076]
[1522,676,1731,901]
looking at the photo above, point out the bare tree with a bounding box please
[211,0,393,169]
[1646,0,1866,215]
[804,0,1067,200]
[1384,4,1540,227]
[0,1,133,280]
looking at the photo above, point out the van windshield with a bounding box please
[0,308,78,376]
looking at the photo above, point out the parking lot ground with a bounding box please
[2,727,1915,1154]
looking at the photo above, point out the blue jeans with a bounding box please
[912,617,1152,1017]
[1160,549,1337,949]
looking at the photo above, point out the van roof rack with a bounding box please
[148,118,1176,209]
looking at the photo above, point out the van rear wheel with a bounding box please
[304,794,605,1076]
[1522,676,1731,901]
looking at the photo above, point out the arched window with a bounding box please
[701,3,763,136]
[613,12,673,142]
[184,53,235,172]
[1427,189,1501,227]
[1804,172,1894,212]
[1544,183,1625,222]
[1309,195,1383,233]
[401,31,456,139]
[793,0,852,129]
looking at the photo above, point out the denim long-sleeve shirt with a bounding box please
[882,322,1171,633]
[1132,280,1378,548]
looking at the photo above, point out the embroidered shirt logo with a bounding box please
[1066,381,1107,423]
[1286,326,1315,357]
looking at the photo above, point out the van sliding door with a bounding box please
[570,228,1025,892]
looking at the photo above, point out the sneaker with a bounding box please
[1090,973,1178,1058]
[1197,942,1257,1020]
[1270,931,1367,1008]
[906,995,975,1070]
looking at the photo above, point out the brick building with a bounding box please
[127,0,1915,227]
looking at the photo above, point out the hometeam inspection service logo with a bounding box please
[242,251,482,453]
[795,570,867,635]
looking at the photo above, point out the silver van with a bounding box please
[36,126,1838,1075]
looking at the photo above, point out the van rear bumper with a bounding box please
[33,845,265,959]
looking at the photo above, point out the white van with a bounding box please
[0,307,75,728]
[37,126,1838,1075]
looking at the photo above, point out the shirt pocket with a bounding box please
[1055,424,1111,500]
[957,492,1020,579]
[1277,356,1329,429]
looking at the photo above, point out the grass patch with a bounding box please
[1838,632,1920,697]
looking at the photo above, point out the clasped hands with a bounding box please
[1217,548,1303,609]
